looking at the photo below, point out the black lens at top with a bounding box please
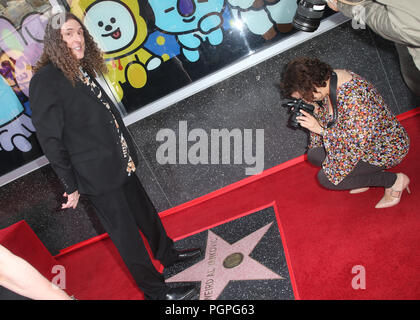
[292,0,326,32]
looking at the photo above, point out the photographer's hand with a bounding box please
[297,110,324,135]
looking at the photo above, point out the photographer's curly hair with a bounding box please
[34,12,107,85]
[280,57,333,102]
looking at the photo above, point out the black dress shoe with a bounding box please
[165,285,199,300]
[174,248,202,264]
[145,285,198,300]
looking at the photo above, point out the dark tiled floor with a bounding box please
[0,21,418,255]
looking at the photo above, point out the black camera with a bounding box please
[293,0,328,32]
[283,98,315,128]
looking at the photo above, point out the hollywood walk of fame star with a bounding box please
[166,221,284,300]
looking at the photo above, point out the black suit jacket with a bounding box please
[29,63,139,195]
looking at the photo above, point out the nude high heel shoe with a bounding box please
[349,187,370,194]
[375,173,411,209]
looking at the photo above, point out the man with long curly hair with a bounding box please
[29,12,201,300]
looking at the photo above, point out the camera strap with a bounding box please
[327,71,338,128]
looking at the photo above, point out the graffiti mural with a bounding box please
[0,74,35,153]
[228,0,297,40]
[1,0,304,179]
[148,0,226,62]
[71,0,162,101]
[67,0,298,112]
[0,13,47,158]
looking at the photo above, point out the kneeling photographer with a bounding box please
[280,57,411,209]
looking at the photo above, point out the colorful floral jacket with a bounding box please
[309,71,410,185]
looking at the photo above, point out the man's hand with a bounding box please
[62,190,80,209]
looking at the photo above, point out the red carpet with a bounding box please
[55,109,420,300]
[0,221,60,284]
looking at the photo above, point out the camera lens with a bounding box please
[293,0,326,32]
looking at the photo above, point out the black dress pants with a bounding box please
[87,174,178,299]
[307,147,397,190]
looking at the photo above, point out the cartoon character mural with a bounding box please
[0,74,35,152]
[228,0,297,40]
[71,0,162,102]
[148,0,226,62]
[68,0,297,101]
[0,13,47,153]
